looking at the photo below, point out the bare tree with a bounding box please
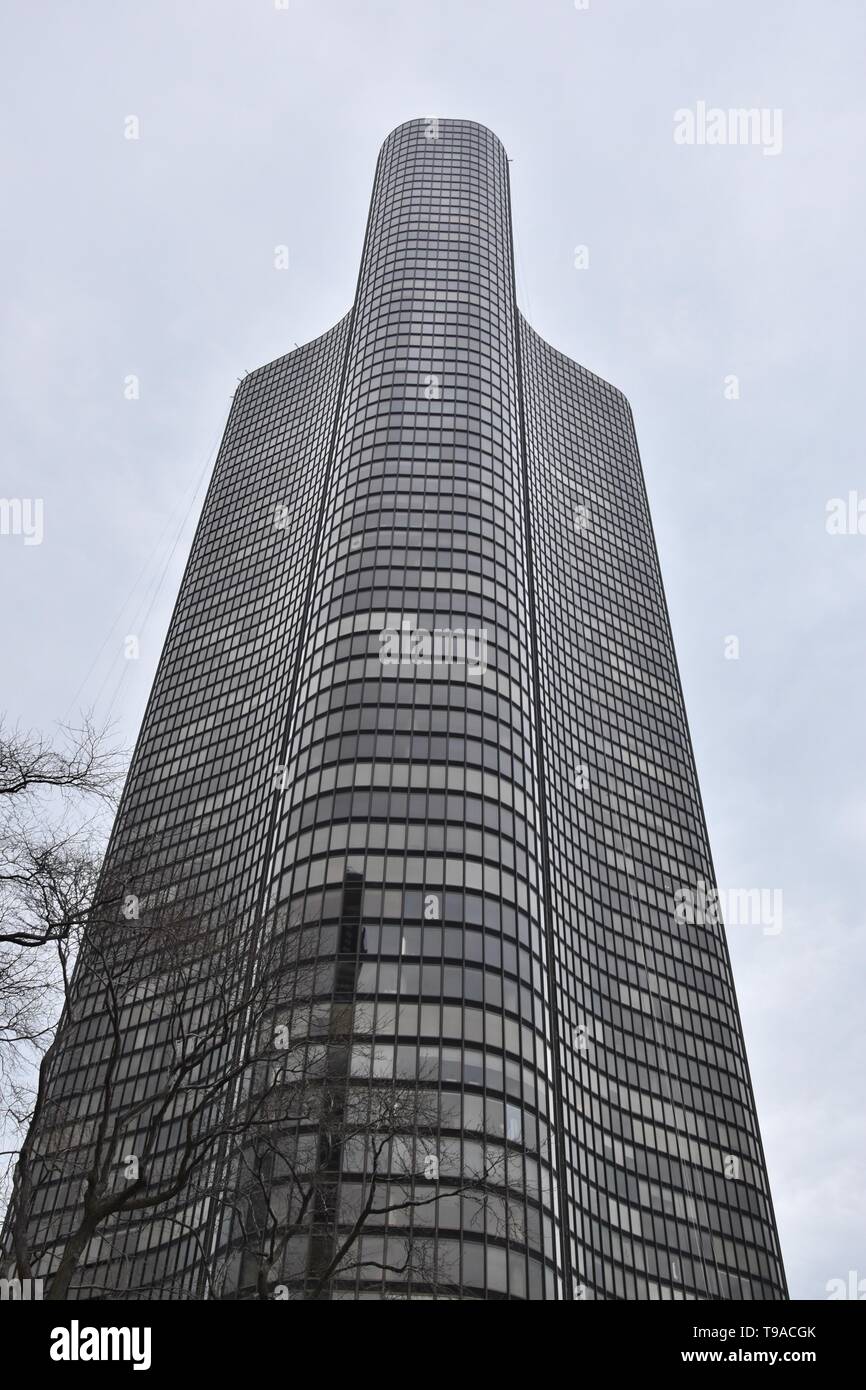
[3,896,511,1301]
[1,724,520,1302]
[3,894,282,1298]
[0,715,124,950]
[228,1090,506,1300]
[0,716,126,1219]
[199,920,510,1302]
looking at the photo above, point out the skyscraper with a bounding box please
[4,117,786,1301]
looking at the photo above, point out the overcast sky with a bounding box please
[2,0,864,1301]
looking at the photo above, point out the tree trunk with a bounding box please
[46,1215,100,1299]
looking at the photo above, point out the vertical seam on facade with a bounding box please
[248,150,384,942]
[225,142,388,1299]
[504,178,575,1301]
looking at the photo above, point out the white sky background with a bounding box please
[2,0,864,1300]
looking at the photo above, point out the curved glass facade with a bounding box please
[257,119,562,1300]
[520,322,786,1299]
[4,118,786,1301]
